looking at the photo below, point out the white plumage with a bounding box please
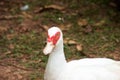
[43,27,120,80]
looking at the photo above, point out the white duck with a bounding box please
[43,27,120,80]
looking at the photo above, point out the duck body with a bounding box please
[43,27,120,80]
[58,58,120,80]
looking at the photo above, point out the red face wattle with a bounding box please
[47,32,60,45]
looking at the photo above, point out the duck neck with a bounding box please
[50,41,66,65]
[45,40,67,79]
[47,40,66,68]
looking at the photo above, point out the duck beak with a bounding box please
[43,42,55,55]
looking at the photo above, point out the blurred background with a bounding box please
[0,0,120,80]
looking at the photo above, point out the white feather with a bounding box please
[43,27,120,80]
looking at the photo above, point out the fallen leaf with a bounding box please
[14,72,23,79]
[8,44,15,49]
[6,34,16,40]
[68,40,77,45]
[5,68,11,73]
[45,4,65,10]
[4,51,12,55]
[43,25,49,31]
[64,39,68,44]
[76,44,83,51]
[78,19,88,26]
[22,12,32,19]
[109,2,117,7]
[60,23,72,31]
[0,26,8,32]
[34,7,44,13]
[64,38,70,44]
[17,74,23,80]
[94,20,105,26]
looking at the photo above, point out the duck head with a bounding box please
[43,27,62,55]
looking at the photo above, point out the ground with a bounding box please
[0,0,120,80]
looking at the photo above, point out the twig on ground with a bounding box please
[0,15,23,20]
[0,60,32,71]
[34,4,65,13]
